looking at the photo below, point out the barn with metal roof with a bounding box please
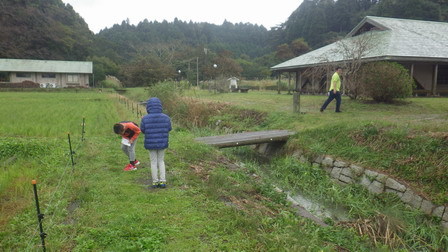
[0,58,93,88]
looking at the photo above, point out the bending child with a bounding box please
[113,121,141,171]
[140,97,172,188]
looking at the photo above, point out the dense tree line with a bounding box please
[276,0,448,49]
[91,19,272,85]
[0,0,93,60]
[1,0,447,86]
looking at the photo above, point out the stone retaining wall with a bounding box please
[293,151,448,229]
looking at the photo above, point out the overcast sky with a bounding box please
[62,0,304,33]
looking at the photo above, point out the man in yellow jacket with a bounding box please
[320,67,342,113]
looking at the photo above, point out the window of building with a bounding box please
[0,72,9,82]
[67,74,79,83]
[16,73,32,78]
[42,73,56,78]
[437,65,448,85]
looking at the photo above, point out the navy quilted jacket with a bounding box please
[140,97,172,150]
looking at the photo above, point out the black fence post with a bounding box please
[81,117,86,141]
[67,133,75,167]
[32,180,47,252]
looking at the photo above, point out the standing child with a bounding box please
[113,121,141,171]
[140,97,172,188]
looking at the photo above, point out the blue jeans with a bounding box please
[321,91,341,112]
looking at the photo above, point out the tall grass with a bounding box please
[222,146,447,250]
[181,88,448,204]
[127,84,268,132]
[291,122,448,204]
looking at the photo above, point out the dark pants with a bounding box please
[321,91,341,112]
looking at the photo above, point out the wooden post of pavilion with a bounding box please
[432,64,438,96]
[277,73,281,94]
[293,70,301,113]
[288,72,292,95]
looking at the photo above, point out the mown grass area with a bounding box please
[0,91,380,251]
[174,89,448,205]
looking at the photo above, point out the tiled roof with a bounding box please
[0,58,93,73]
[272,16,448,71]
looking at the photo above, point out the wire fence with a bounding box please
[26,93,144,251]
[25,124,86,251]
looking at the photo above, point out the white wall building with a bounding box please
[0,58,93,88]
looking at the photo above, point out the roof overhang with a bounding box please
[271,56,448,72]
[0,58,93,74]
[346,16,390,37]
[271,16,448,73]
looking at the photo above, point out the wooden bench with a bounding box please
[413,89,448,96]
[413,89,431,96]
[239,88,249,93]
[436,89,448,96]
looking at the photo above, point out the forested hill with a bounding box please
[93,19,270,63]
[0,0,92,60]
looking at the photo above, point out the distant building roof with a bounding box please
[272,16,448,71]
[0,58,93,74]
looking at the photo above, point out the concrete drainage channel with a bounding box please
[302,153,448,230]
[274,186,350,227]
[254,144,448,230]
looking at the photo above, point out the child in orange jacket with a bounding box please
[113,121,141,171]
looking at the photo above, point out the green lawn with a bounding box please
[1,91,379,251]
[172,89,448,204]
[181,89,448,131]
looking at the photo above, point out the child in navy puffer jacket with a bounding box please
[140,97,172,188]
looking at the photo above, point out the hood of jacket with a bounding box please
[146,97,163,114]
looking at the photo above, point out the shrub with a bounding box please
[358,62,414,102]
[145,82,184,116]
[0,138,49,159]
[145,82,218,128]
[100,79,122,89]
[265,81,289,91]
[0,81,40,88]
